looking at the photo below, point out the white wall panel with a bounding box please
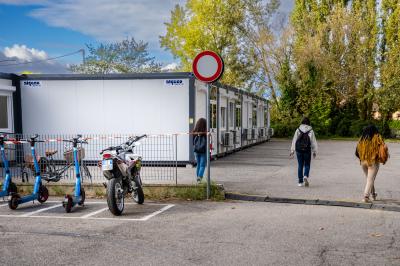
[21,78,190,160]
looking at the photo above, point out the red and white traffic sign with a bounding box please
[192,51,224,83]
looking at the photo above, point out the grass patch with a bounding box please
[18,185,33,195]
[94,187,106,198]
[11,183,225,201]
[51,185,65,196]
[144,182,225,201]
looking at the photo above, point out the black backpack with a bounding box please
[295,128,312,153]
[193,135,206,153]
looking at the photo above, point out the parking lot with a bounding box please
[0,199,174,222]
[0,200,399,265]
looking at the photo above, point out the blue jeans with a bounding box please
[296,151,311,183]
[195,152,206,179]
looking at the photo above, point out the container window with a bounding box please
[235,107,241,128]
[221,107,226,128]
[210,103,217,129]
[0,96,8,129]
[229,102,234,127]
[252,109,257,128]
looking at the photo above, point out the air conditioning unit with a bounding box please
[221,131,233,147]
[259,128,265,137]
[251,128,256,139]
[268,128,274,137]
[247,129,252,140]
[233,130,240,144]
[242,129,248,141]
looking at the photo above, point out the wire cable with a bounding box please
[0,49,83,67]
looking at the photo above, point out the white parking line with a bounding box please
[20,204,61,217]
[0,203,175,221]
[0,203,8,208]
[140,204,175,221]
[80,207,109,218]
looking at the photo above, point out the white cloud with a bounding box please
[4,44,48,61]
[0,0,49,5]
[0,44,68,74]
[161,62,178,72]
[27,0,185,46]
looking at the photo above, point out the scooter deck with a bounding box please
[18,193,39,204]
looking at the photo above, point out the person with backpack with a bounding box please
[192,118,208,183]
[355,125,389,203]
[290,117,318,187]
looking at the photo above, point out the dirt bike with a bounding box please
[100,135,146,216]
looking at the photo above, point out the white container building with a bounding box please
[0,72,271,164]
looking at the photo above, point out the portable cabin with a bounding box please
[0,72,271,165]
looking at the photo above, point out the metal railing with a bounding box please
[0,134,180,185]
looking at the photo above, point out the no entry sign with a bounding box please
[192,51,224,83]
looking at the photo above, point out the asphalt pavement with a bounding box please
[206,139,400,204]
[0,200,399,266]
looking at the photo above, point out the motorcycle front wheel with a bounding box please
[132,186,144,204]
[107,177,124,216]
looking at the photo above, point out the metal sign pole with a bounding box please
[206,83,211,199]
[192,50,223,200]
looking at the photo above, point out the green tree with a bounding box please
[237,0,289,108]
[378,0,400,121]
[70,37,161,74]
[160,0,253,88]
[289,0,379,122]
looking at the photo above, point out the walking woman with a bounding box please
[290,117,318,187]
[192,118,207,183]
[355,125,389,203]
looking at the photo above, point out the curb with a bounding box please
[225,192,400,212]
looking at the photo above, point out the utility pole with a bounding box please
[80,49,85,64]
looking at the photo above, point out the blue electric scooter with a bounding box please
[8,135,49,210]
[62,135,87,213]
[0,133,17,199]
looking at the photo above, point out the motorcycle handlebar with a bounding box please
[100,135,146,155]
[100,145,122,154]
[127,134,147,145]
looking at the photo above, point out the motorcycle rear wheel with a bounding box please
[107,178,124,216]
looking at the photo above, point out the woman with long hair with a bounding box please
[356,125,389,203]
[192,118,207,183]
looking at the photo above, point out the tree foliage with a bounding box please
[160,0,400,137]
[378,0,400,121]
[273,0,400,137]
[160,0,284,89]
[70,38,161,74]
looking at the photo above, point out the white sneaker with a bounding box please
[304,177,309,187]
[298,183,304,187]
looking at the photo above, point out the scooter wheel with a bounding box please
[9,194,20,210]
[38,186,49,203]
[64,195,73,213]
[78,187,85,206]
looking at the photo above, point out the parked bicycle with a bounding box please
[20,142,92,184]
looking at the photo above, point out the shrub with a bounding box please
[348,120,390,138]
[349,120,371,137]
[271,120,298,138]
[335,117,352,136]
[388,120,400,138]
[389,120,400,130]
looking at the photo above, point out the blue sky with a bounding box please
[0,0,293,74]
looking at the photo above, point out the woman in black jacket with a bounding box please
[192,118,207,183]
